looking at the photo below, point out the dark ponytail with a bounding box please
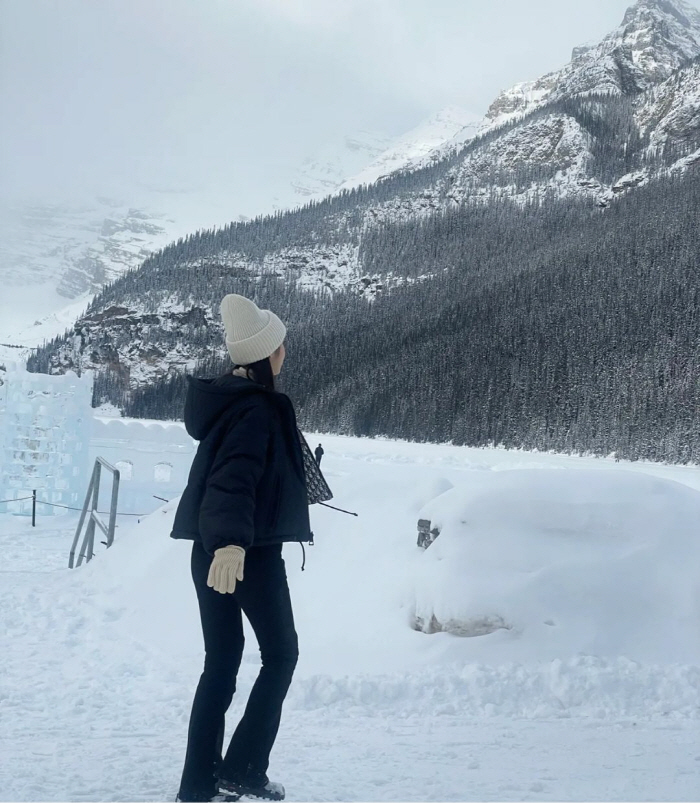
[238,357,275,391]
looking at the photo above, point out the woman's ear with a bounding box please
[270,342,286,376]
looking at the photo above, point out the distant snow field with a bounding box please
[1,435,699,802]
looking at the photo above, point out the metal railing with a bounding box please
[69,458,121,568]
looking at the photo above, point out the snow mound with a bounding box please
[411,469,700,664]
[411,475,455,513]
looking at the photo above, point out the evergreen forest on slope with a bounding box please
[30,165,700,463]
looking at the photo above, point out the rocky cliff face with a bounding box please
[640,56,700,148]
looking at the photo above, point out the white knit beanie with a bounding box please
[220,294,287,365]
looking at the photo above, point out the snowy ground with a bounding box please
[1,436,700,802]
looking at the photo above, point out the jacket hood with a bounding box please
[184,374,266,440]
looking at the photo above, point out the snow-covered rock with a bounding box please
[640,55,700,151]
[412,468,700,665]
[362,8,700,217]
[446,113,594,194]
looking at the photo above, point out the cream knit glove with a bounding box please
[207,546,245,594]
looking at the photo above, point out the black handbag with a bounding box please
[297,430,333,505]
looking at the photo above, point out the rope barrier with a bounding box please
[0,495,152,517]
[35,499,151,516]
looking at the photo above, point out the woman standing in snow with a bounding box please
[171,294,315,803]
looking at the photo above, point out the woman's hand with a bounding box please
[207,545,245,594]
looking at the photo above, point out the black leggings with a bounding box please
[178,542,299,801]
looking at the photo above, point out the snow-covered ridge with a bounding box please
[483,0,700,131]
[40,238,435,391]
[0,198,176,296]
[340,107,483,189]
[362,50,700,222]
[291,658,700,718]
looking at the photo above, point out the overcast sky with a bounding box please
[1,0,697,211]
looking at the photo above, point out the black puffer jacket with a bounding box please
[170,374,312,555]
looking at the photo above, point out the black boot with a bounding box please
[218,772,285,801]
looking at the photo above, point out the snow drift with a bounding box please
[412,469,700,665]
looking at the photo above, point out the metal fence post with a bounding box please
[69,458,121,568]
[84,461,102,563]
[106,467,120,548]
[69,466,97,569]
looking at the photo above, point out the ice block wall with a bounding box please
[88,418,195,515]
[0,367,94,515]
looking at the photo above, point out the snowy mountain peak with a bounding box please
[484,0,700,130]
[623,0,700,30]
[617,0,700,68]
